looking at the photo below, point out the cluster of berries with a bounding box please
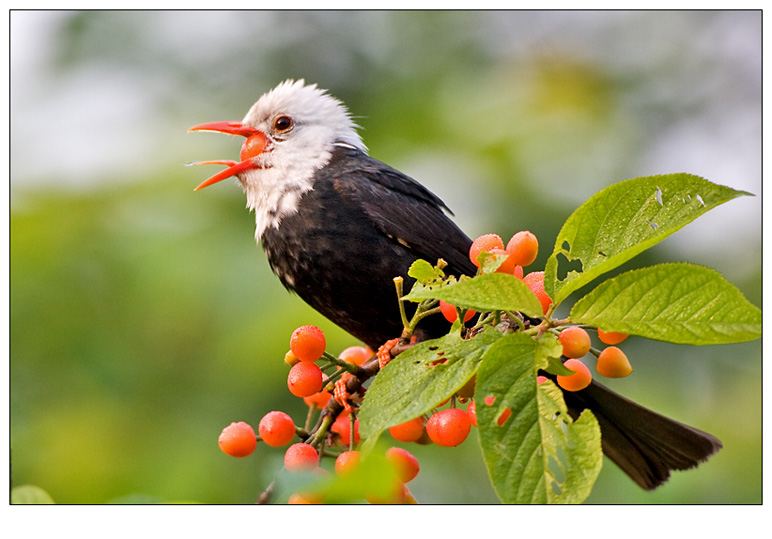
[389,406,472,448]
[447,230,633,393]
[440,230,550,324]
[217,324,420,503]
[554,325,632,391]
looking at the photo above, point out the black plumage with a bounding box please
[262,145,474,347]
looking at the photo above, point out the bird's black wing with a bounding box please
[327,146,477,277]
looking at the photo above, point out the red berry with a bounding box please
[218,421,257,457]
[240,132,268,161]
[598,329,629,345]
[287,362,323,397]
[284,443,318,471]
[258,411,296,447]
[426,408,472,447]
[523,271,552,314]
[385,447,420,483]
[596,346,633,378]
[506,231,539,267]
[487,248,516,274]
[290,325,326,363]
[556,359,592,392]
[389,417,426,443]
[536,375,548,385]
[514,265,524,280]
[439,300,475,323]
[469,234,505,267]
[339,345,370,366]
[303,388,332,409]
[467,400,477,427]
[332,414,360,446]
[558,326,591,359]
[335,450,362,476]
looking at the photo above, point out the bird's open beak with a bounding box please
[187,121,269,191]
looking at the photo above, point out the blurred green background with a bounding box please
[9,11,761,504]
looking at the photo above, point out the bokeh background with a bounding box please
[10,10,761,504]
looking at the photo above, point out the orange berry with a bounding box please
[439,300,475,323]
[596,346,633,378]
[469,234,505,267]
[389,417,426,443]
[240,132,268,161]
[506,231,539,267]
[467,400,477,427]
[303,388,332,409]
[287,362,323,397]
[385,447,420,483]
[339,345,370,366]
[332,414,360,446]
[426,408,472,447]
[290,325,326,363]
[466,400,477,427]
[284,443,318,471]
[335,450,362,476]
[598,329,629,345]
[258,411,296,447]
[218,421,257,457]
[558,326,591,359]
[523,271,552,314]
[556,359,592,392]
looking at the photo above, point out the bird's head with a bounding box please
[188,79,365,191]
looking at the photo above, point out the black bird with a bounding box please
[189,79,721,490]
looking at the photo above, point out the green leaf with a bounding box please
[544,174,751,307]
[407,259,444,284]
[11,485,55,504]
[476,333,602,504]
[402,272,544,318]
[537,332,574,376]
[478,251,508,274]
[358,327,502,449]
[570,263,762,344]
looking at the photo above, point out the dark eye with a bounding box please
[273,115,293,133]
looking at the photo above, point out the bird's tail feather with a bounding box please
[562,379,722,490]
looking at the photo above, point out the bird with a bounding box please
[189,79,721,490]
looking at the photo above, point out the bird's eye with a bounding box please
[273,115,293,133]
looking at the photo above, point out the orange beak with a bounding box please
[188,121,269,191]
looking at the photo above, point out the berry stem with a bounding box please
[348,413,356,452]
[304,404,316,431]
[407,304,441,334]
[319,352,361,374]
[394,276,410,329]
[304,412,334,449]
[503,311,525,332]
